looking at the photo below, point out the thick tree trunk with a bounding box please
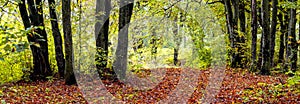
[95,0,112,79]
[48,0,65,78]
[19,0,52,80]
[287,0,297,72]
[114,0,134,80]
[270,0,278,67]
[250,0,258,71]
[62,0,76,85]
[260,0,271,75]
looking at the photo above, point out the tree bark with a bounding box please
[270,0,278,67]
[260,0,271,75]
[278,12,284,64]
[62,0,76,85]
[48,0,65,78]
[95,0,112,79]
[224,0,243,68]
[287,0,297,71]
[114,0,134,80]
[250,0,258,71]
[19,0,52,80]
[151,29,158,58]
[173,21,179,66]
[239,0,246,68]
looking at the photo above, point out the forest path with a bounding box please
[0,68,299,103]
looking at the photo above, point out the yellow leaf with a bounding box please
[288,36,293,39]
[257,82,267,86]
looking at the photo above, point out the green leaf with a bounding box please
[24,42,30,49]
[31,42,41,48]
[3,45,11,51]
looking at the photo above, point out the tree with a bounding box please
[270,0,278,67]
[150,28,159,58]
[173,12,184,66]
[260,0,271,75]
[277,10,286,64]
[95,0,112,79]
[250,0,258,71]
[62,0,76,85]
[287,0,297,72]
[114,0,134,80]
[224,0,245,68]
[18,0,52,80]
[48,0,65,78]
[173,19,179,66]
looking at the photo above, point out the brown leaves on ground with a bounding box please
[0,68,299,103]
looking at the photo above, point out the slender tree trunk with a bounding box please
[284,12,289,71]
[260,0,271,75]
[48,0,65,78]
[239,1,246,34]
[239,0,246,68]
[224,0,234,66]
[231,0,241,68]
[257,5,263,69]
[250,0,258,71]
[151,30,158,58]
[35,0,50,69]
[278,12,285,64]
[95,0,112,79]
[173,13,184,66]
[270,0,278,67]
[62,0,76,85]
[287,0,297,71]
[173,21,179,66]
[114,0,134,80]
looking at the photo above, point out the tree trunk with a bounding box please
[278,10,287,64]
[260,0,271,75]
[224,0,241,68]
[287,0,297,72]
[257,6,263,69]
[62,0,76,85]
[19,0,52,80]
[114,0,134,80]
[173,21,179,66]
[95,0,112,79]
[250,0,258,71]
[284,12,289,71]
[151,30,158,58]
[238,0,246,68]
[48,0,65,78]
[270,0,278,67]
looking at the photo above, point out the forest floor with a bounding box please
[0,68,299,103]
